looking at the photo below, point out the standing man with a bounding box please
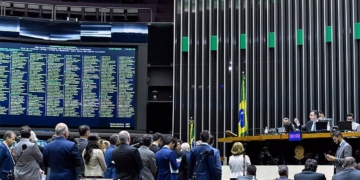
[0,131,16,180]
[138,134,157,180]
[346,113,360,131]
[150,133,164,154]
[188,130,222,180]
[104,134,119,179]
[304,110,320,132]
[112,131,143,180]
[155,136,179,180]
[325,131,352,173]
[14,126,43,180]
[76,125,90,178]
[209,135,222,170]
[43,123,82,180]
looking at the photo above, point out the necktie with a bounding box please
[312,123,316,131]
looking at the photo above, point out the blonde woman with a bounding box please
[229,142,251,178]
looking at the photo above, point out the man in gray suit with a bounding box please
[14,126,43,180]
[332,157,360,180]
[237,165,258,180]
[325,131,352,173]
[138,134,157,180]
[76,124,90,178]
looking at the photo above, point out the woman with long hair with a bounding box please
[82,133,107,178]
[229,142,251,178]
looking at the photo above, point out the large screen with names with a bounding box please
[0,41,136,128]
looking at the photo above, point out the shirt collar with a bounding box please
[163,145,171,149]
[340,140,345,147]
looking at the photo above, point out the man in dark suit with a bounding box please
[303,110,320,132]
[150,132,164,154]
[325,131,352,173]
[188,130,222,180]
[294,159,326,180]
[104,134,119,179]
[332,157,360,180]
[112,130,143,180]
[76,124,90,178]
[155,136,179,180]
[237,165,258,180]
[43,123,82,180]
[0,131,16,180]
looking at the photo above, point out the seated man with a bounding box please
[294,159,326,180]
[346,113,360,131]
[237,165,258,180]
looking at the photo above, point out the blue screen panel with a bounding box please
[0,41,136,128]
[288,132,302,141]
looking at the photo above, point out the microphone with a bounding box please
[200,150,209,155]
[8,144,27,179]
[22,144,27,150]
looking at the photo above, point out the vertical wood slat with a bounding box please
[230,0,235,132]
[259,0,264,132]
[179,0,184,140]
[172,0,178,136]
[344,0,351,113]
[187,0,192,142]
[194,0,198,142]
[301,0,308,122]
[352,0,359,122]
[215,0,220,148]
[295,0,301,122]
[316,0,322,112]
[245,0,250,134]
[201,0,205,132]
[274,0,278,128]
[266,0,271,128]
[251,0,256,134]
[323,0,330,120]
[238,0,243,131]
[288,0,294,121]
[281,0,285,119]
[223,0,228,153]
[338,0,344,121]
[330,0,337,121]
[208,0,213,132]
[309,0,315,109]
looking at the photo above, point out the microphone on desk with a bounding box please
[226,130,237,137]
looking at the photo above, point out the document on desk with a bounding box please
[41,174,46,180]
[169,162,179,173]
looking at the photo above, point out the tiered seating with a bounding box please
[0,0,166,22]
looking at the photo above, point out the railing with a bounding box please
[0,0,154,22]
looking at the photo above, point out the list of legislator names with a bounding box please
[0,42,136,125]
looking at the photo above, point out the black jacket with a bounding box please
[112,143,143,180]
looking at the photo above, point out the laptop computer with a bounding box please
[338,121,353,131]
[315,121,329,131]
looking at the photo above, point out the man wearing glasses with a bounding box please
[346,113,360,132]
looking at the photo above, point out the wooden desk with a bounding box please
[218,132,360,142]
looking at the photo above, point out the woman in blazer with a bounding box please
[82,133,107,178]
[228,142,251,178]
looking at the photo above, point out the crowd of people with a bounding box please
[2,122,360,180]
[0,123,222,180]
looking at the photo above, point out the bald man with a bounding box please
[112,131,143,180]
[43,123,82,180]
[332,157,360,180]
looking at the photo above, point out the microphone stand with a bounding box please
[8,148,26,180]
[192,152,208,180]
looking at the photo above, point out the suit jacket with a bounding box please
[188,143,222,180]
[155,146,179,180]
[332,168,360,180]
[43,137,82,180]
[294,170,326,180]
[14,139,43,180]
[0,142,14,180]
[76,138,87,176]
[103,145,116,179]
[150,144,161,154]
[138,146,157,180]
[82,149,106,177]
[112,143,143,180]
[334,141,352,173]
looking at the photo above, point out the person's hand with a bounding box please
[294,118,300,125]
[325,154,335,161]
[39,169,44,175]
